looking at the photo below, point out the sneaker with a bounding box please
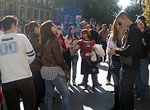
[137,97,144,101]
[83,84,88,90]
[72,80,76,86]
[78,81,85,86]
[109,107,115,110]
[92,87,95,92]
[109,105,120,110]
[106,79,111,85]
[95,82,102,87]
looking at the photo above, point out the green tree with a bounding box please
[143,0,150,26]
[54,0,121,25]
[124,3,142,22]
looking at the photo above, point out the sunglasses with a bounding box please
[137,21,143,24]
[116,22,122,26]
[82,32,87,35]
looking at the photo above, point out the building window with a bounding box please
[0,2,4,9]
[27,8,33,20]
[9,3,14,14]
[46,0,51,7]
[32,0,35,2]
[28,0,31,3]
[20,7,26,19]
[46,11,50,20]
[20,0,24,3]
[40,10,44,21]
[37,0,43,4]
[34,9,39,20]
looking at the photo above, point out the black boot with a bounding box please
[83,83,87,90]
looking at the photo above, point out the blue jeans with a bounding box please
[44,75,70,110]
[71,55,78,80]
[135,58,149,98]
[111,60,121,110]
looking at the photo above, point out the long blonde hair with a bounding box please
[111,19,123,47]
[111,19,119,41]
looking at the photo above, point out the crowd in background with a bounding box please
[0,11,150,110]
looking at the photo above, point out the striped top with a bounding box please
[41,66,65,80]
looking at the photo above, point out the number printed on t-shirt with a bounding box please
[0,41,18,56]
[86,44,90,47]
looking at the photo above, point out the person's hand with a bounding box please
[68,45,73,49]
[108,47,116,55]
[91,47,95,51]
[142,38,146,46]
[84,41,92,44]
[64,69,70,83]
[66,74,70,82]
[37,52,41,56]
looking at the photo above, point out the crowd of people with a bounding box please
[0,11,150,110]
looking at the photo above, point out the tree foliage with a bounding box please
[54,0,121,25]
[124,3,142,22]
[143,0,150,26]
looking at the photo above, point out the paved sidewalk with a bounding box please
[20,61,150,110]
[52,62,150,110]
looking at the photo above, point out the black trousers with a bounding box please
[120,68,137,110]
[101,41,107,62]
[32,71,45,109]
[81,59,98,88]
[2,77,36,110]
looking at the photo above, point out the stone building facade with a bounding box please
[0,0,55,22]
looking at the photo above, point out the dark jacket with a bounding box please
[42,38,69,72]
[29,33,42,72]
[115,24,142,70]
[140,29,150,59]
[99,29,109,43]
[90,29,100,44]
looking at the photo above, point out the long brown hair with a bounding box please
[40,20,56,47]
[67,26,78,40]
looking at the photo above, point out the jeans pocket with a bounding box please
[56,75,67,83]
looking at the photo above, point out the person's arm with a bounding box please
[52,40,69,72]
[115,27,141,57]
[23,35,35,64]
[144,32,150,52]
[84,41,93,44]
[77,39,84,45]
[106,36,112,55]
[64,37,70,49]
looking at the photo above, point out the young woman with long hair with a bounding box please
[106,19,125,110]
[65,26,79,85]
[40,20,70,110]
